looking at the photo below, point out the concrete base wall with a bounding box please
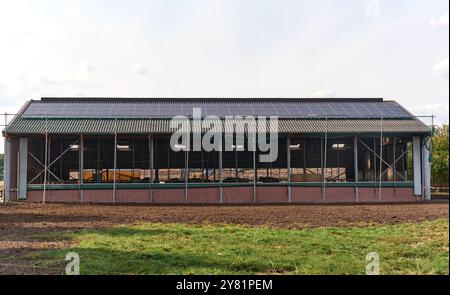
[25,186,418,204]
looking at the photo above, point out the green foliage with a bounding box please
[31,219,449,275]
[432,124,449,186]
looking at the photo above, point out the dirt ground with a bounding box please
[0,202,448,274]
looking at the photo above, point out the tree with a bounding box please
[432,124,449,186]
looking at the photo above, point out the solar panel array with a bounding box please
[22,100,412,119]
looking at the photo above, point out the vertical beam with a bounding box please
[154,137,159,182]
[149,134,154,203]
[18,137,28,199]
[132,138,135,181]
[16,151,19,200]
[320,137,324,181]
[378,118,383,202]
[287,136,291,203]
[353,135,359,202]
[167,143,170,179]
[392,137,397,197]
[412,136,422,196]
[43,115,49,204]
[201,149,204,181]
[97,138,100,182]
[373,138,376,182]
[303,138,306,174]
[422,138,431,200]
[253,146,256,204]
[185,125,189,204]
[59,139,63,178]
[392,137,396,182]
[113,118,117,204]
[323,118,328,200]
[235,147,238,180]
[403,141,407,180]
[3,136,11,202]
[430,115,434,187]
[219,146,223,203]
[79,134,84,202]
[185,144,188,204]
[43,133,48,204]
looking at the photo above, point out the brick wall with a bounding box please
[187,187,220,203]
[83,190,114,203]
[222,186,254,203]
[152,188,185,204]
[256,186,288,203]
[116,189,150,203]
[24,186,418,204]
[291,187,323,203]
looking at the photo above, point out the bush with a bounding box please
[432,124,449,186]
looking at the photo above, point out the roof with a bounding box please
[22,97,414,119]
[4,97,431,135]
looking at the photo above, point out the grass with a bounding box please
[30,219,449,275]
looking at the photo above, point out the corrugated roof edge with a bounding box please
[382,99,430,129]
[38,97,385,103]
[4,117,432,135]
[1,99,32,135]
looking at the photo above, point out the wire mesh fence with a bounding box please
[19,184,423,204]
[152,187,185,204]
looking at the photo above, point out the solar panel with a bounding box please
[21,99,413,119]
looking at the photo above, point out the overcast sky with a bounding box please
[0,0,448,138]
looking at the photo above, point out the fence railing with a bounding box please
[431,186,449,195]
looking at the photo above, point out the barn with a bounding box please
[2,97,432,204]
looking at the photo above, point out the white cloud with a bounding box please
[0,63,100,103]
[310,89,336,98]
[130,62,150,75]
[431,58,449,79]
[40,62,99,89]
[74,62,94,84]
[430,12,449,29]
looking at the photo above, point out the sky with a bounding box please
[0,0,448,150]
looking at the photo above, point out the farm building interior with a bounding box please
[3,97,432,204]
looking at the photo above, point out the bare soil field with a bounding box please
[0,202,448,274]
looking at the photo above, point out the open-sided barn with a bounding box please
[2,97,431,204]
